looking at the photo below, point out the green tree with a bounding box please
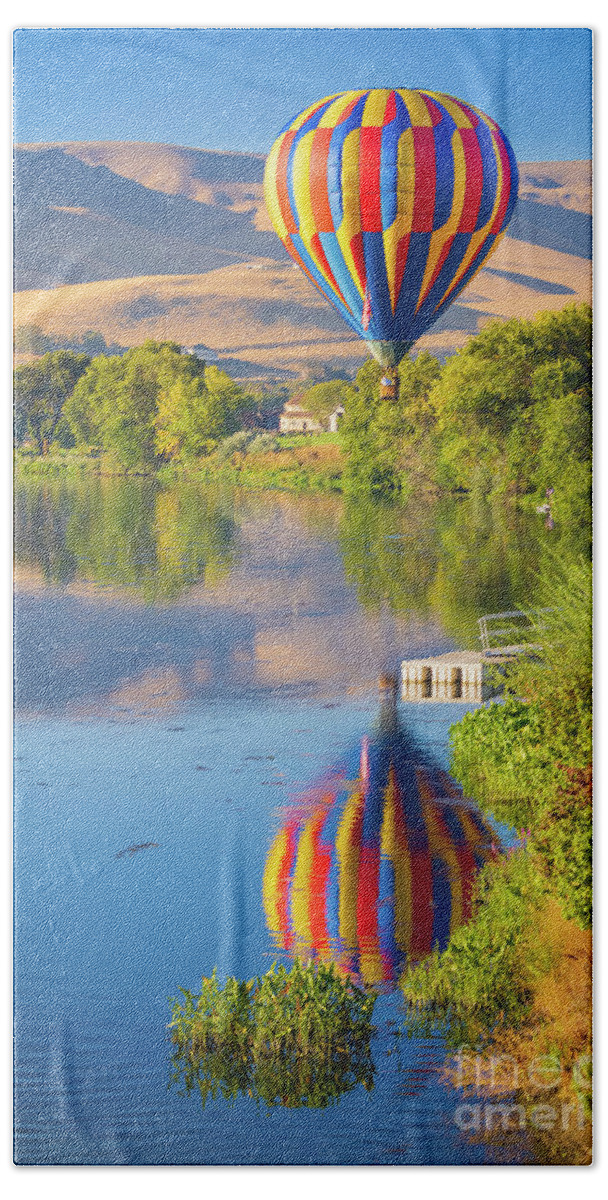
[297,379,352,423]
[14,350,91,451]
[430,304,591,494]
[341,353,441,498]
[65,340,226,470]
[155,365,249,461]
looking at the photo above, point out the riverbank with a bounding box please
[400,563,592,1163]
[15,439,346,493]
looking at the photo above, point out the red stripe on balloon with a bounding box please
[277,820,299,950]
[309,127,335,232]
[425,97,445,127]
[359,125,384,232]
[275,131,299,234]
[357,846,380,948]
[308,812,333,953]
[409,847,434,960]
[384,90,397,124]
[393,233,411,305]
[458,128,485,233]
[412,126,437,233]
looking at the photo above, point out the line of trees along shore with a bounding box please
[14,304,591,519]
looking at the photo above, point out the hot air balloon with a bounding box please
[263,677,499,988]
[264,89,519,398]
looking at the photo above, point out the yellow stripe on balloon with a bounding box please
[467,100,499,131]
[397,88,433,127]
[291,130,319,247]
[432,126,505,311]
[263,135,289,241]
[382,125,416,312]
[262,828,289,938]
[359,948,385,987]
[335,786,363,949]
[381,765,413,955]
[318,90,366,128]
[288,95,340,132]
[336,127,364,298]
[362,88,390,126]
[414,128,467,312]
[291,816,316,946]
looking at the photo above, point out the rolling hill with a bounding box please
[14,142,592,381]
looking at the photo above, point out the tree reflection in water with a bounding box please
[14,474,236,601]
[263,677,499,989]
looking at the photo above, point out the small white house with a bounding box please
[279,401,345,434]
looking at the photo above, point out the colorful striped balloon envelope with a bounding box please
[264,89,519,370]
[263,696,498,988]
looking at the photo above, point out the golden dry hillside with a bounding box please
[14,141,591,380]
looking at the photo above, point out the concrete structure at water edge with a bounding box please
[401,610,550,703]
[400,651,508,703]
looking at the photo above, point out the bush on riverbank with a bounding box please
[197,434,345,492]
[449,556,591,928]
[169,960,376,1109]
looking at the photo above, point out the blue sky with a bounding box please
[13,27,592,161]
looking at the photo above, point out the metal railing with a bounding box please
[477,609,553,654]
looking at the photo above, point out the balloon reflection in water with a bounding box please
[263,681,498,988]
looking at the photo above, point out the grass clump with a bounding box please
[169,959,376,1110]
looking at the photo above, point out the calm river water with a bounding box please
[14,473,552,1165]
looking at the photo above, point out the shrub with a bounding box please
[215,430,254,461]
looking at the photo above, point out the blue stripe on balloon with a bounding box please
[502,138,520,228]
[430,856,452,952]
[318,231,364,319]
[475,118,498,231]
[289,232,362,336]
[361,231,393,340]
[393,232,433,339]
[379,104,402,230]
[325,840,341,948]
[407,231,475,340]
[432,106,457,230]
[378,855,398,962]
[439,805,468,847]
[360,739,388,845]
[320,787,347,847]
[429,229,500,329]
